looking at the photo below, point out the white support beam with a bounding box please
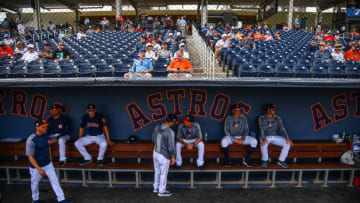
[287,0,294,30]
[201,0,208,27]
[115,0,122,28]
[33,0,41,30]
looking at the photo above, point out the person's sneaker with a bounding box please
[225,160,231,168]
[153,189,159,193]
[198,165,204,170]
[58,161,66,167]
[80,159,92,166]
[98,160,104,167]
[175,165,181,170]
[58,199,72,203]
[33,200,41,203]
[277,161,289,168]
[157,190,173,197]
[261,161,268,168]
[242,159,253,168]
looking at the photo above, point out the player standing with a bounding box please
[75,104,113,166]
[259,104,293,168]
[175,115,205,169]
[26,119,71,203]
[221,104,258,167]
[47,103,71,166]
[152,113,178,197]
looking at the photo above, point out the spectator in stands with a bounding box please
[325,40,333,53]
[283,24,289,32]
[51,42,70,61]
[135,24,143,32]
[151,39,161,52]
[176,16,181,30]
[294,15,300,28]
[315,41,331,61]
[84,17,90,26]
[174,43,189,60]
[0,41,14,57]
[136,36,147,50]
[215,34,231,64]
[224,23,231,30]
[253,30,264,40]
[86,26,94,34]
[95,26,102,33]
[1,18,9,28]
[264,31,274,41]
[145,43,156,61]
[334,30,341,41]
[157,42,173,61]
[307,39,318,53]
[100,17,109,31]
[66,28,74,38]
[263,22,269,29]
[165,16,173,29]
[235,30,243,40]
[48,21,55,31]
[20,44,38,62]
[179,16,187,31]
[77,30,87,40]
[323,31,335,42]
[331,44,345,63]
[127,23,135,32]
[3,34,14,46]
[59,30,66,39]
[166,33,175,43]
[14,41,27,57]
[228,29,236,39]
[301,16,307,29]
[38,44,53,59]
[206,27,214,37]
[275,31,281,40]
[175,32,186,43]
[167,51,193,78]
[24,31,32,43]
[239,36,255,50]
[124,48,153,78]
[344,43,360,61]
[153,17,160,30]
[17,20,25,35]
[350,28,359,38]
[247,31,254,40]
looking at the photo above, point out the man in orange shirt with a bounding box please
[350,28,359,38]
[253,30,264,40]
[167,52,193,78]
[0,41,14,57]
[344,44,360,61]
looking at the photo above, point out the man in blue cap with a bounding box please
[124,48,153,78]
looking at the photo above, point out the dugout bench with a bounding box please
[0,140,358,188]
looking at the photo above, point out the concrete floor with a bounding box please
[1,184,360,203]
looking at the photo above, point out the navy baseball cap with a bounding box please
[265,104,277,111]
[166,113,179,124]
[232,103,241,110]
[87,104,96,111]
[139,48,146,52]
[50,103,60,109]
[182,115,194,124]
[35,119,49,127]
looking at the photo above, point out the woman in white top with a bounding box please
[331,44,345,62]
[264,31,274,41]
[15,41,28,57]
[151,39,161,52]
[145,43,156,61]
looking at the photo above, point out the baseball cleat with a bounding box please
[98,160,104,167]
[58,199,72,203]
[33,200,41,203]
[242,159,253,168]
[153,189,159,193]
[58,161,66,167]
[198,165,204,170]
[157,190,173,197]
[175,165,181,170]
[277,161,289,168]
[80,159,92,166]
[261,161,268,168]
[225,160,232,168]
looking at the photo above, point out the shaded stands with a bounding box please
[200,28,360,78]
[0,140,357,188]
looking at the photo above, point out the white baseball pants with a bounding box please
[176,139,204,166]
[260,135,291,162]
[221,135,258,148]
[75,134,108,161]
[153,151,170,193]
[50,134,70,162]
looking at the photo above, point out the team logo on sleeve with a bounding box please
[102,118,106,123]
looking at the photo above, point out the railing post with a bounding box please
[321,170,329,187]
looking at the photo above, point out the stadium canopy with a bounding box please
[0,0,346,13]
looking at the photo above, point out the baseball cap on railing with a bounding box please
[35,119,49,127]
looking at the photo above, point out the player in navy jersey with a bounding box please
[26,119,71,203]
[74,104,113,166]
[47,103,71,166]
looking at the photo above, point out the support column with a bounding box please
[115,0,122,28]
[201,0,208,27]
[197,3,201,23]
[314,7,322,33]
[287,0,294,30]
[32,0,41,30]
[135,9,139,21]
[75,9,80,32]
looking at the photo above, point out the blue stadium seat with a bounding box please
[0,66,10,78]
[250,58,263,68]
[153,63,168,77]
[231,58,247,77]
[310,65,328,78]
[43,65,61,78]
[10,66,27,78]
[258,65,275,77]
[115,63,131,77]
[79,65,96,77]
[328,66,346,78]
[345,66,360,78]
[27,66,45,78]
[60,65,79,77]
[345,60,359,69]
[283,59,297,67]
[298,59,312,67]
[237,63,257,77]
[266,59,279,67]
[96,65,114,77]
[58,59,74,67]
[275,65,293,77]
[293,65,311,77]
[74,58,90,66]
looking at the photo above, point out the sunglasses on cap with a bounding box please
[271,108,277,111]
